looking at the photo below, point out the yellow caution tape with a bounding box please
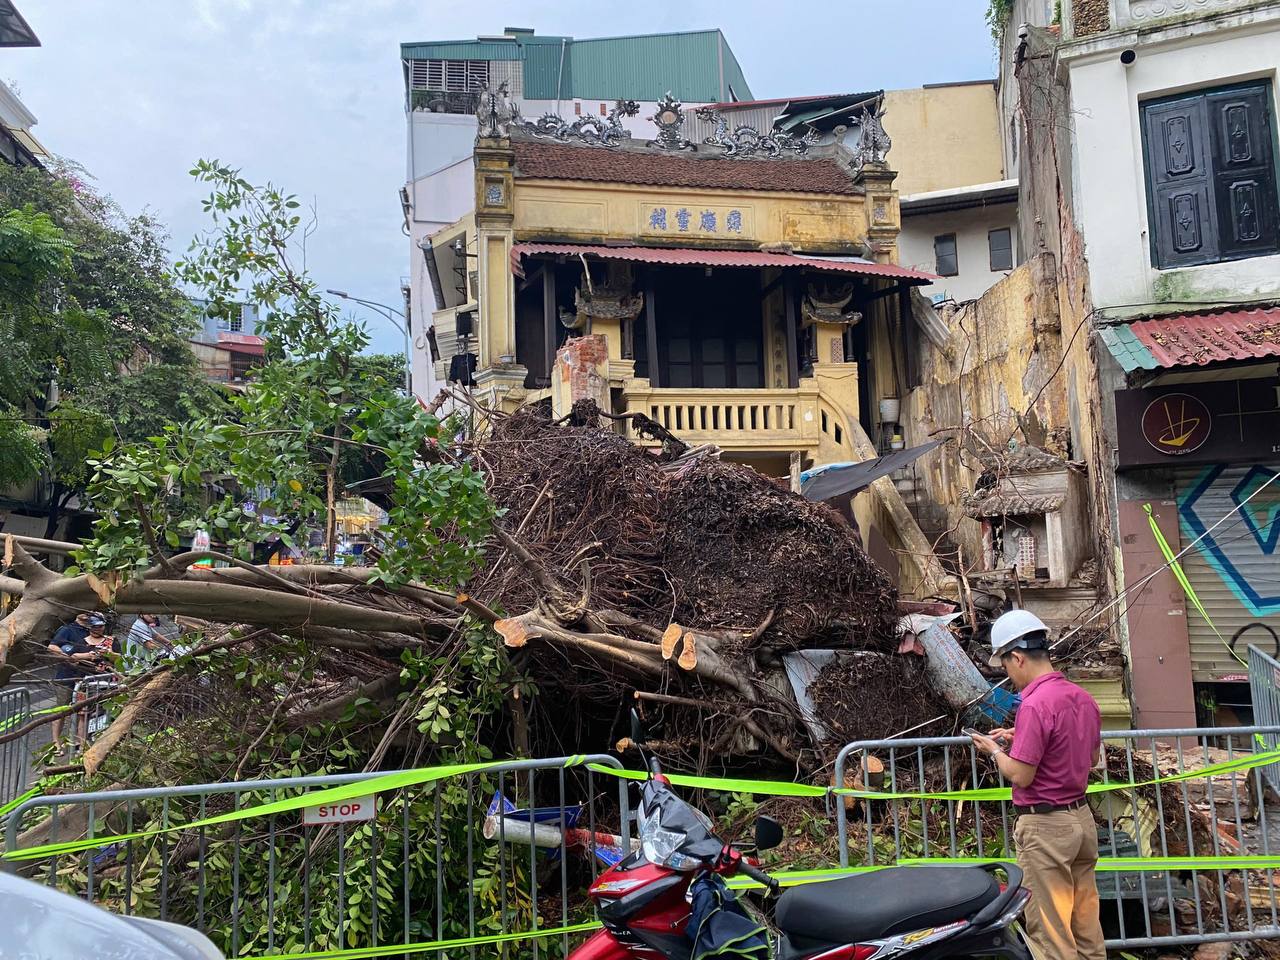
[1145,503,1246,667]
[2,756,589,862]
[6,747,1278,863]
[588,747,1280,802]
[0,786,40,819]
[240,920,604,960]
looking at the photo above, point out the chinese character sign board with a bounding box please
[641,203,752,239]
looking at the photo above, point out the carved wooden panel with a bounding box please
[1223,102,1254,164]
[1169,192,1205,252]
[1162,115,1196,175]
[1229,180,1262,242]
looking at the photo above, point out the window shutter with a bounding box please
[1143,96,1218,268]
[1207,84,1280,260]
[934,234,958,276]
[989,228,1013,271]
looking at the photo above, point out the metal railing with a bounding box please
[1249,645,1280,795]
[4,754,629,958]
[0,686,30,809]
[834,726,1280,951]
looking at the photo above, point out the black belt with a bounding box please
[1013,798,1087,815]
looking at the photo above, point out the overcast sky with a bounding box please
[7,0,995,353]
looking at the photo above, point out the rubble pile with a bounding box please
[806,653,948,746]
[477,403,899,653]
[470,402,908,765]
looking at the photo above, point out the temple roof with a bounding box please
[511,138,863,196]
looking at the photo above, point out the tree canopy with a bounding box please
[0,160,216,535]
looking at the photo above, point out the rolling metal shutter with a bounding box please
[1175,463,1280,681]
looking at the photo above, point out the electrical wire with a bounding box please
[887,468,1280,739]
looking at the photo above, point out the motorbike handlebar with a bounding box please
[648,756,663,776]
[737,860,780,896]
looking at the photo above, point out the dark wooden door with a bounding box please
[1143,94,1219,268]
[1207,84,1280,261]
[655,270,763,389]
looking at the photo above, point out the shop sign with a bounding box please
[639,202,752,239]
[1115,379,1280,470]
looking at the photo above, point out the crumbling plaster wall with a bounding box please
[902,253,1071,564]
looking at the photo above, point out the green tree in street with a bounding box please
[0,160,216,537]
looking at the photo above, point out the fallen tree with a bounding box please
[1,398,910,772]
[0,161,918,795]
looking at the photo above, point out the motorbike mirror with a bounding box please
[755,815,783,852]
[629,709,647,747]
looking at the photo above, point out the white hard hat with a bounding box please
[988,609,1050,667]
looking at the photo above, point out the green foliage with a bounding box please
[986,0,1015,40]
[55,623,541,957]
[0,161,211,516]
[41,160,507,956]
[78,160,494,584]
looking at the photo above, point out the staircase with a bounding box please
[891,466,959,576]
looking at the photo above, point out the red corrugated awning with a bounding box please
[217,333,266,356]
[1103,307,1280,371]
[510,242,936,284]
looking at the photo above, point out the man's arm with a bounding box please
[971,733,1038,788]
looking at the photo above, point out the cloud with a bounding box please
[8,0,993,355]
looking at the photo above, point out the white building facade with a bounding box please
[401,28,753,402]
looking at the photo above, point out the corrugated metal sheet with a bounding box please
[684,104,781,145]
[718,32,753,102]
[400,40,525,62]
[511,242,937,283]
[1101,307,1280,372]
[403,30,751,103]
[566,31,723,102]
[1176,464,1280,683]
[522,38,571,101]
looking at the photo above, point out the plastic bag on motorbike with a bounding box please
[688,874,770,960]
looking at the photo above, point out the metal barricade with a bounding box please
[1249,645,1280,795]
[4,754,629,958]
[0,686,30,810]
[72,673,124,739]
[834,726,1280,951]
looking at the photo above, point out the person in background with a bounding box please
[123,614,168,671]
[969,610,1105,960]
[47,613,104,748]
[84,614,116,656]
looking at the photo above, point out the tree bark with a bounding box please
[81,671,176,777]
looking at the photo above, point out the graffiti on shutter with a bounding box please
[1176,464,1280,681]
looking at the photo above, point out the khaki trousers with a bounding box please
[1013,805,1106,960]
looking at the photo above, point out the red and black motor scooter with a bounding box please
[570,718,1034,960]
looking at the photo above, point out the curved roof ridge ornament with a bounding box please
[851,95,892,174]
[649,93,695,151]
[693,106,820,158]
[516,98,640,147]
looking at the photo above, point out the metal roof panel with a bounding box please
[1102,307,1280,371]
[512,242,936,283]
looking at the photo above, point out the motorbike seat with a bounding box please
[774,866,1000,948]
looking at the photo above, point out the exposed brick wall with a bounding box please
[1073,0,1110,36]
[552,335,610,417]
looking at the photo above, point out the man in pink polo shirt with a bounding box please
[970,610,1104,960]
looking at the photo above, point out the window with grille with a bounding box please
[1140,80,1280,269]
[409,59,490,92]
